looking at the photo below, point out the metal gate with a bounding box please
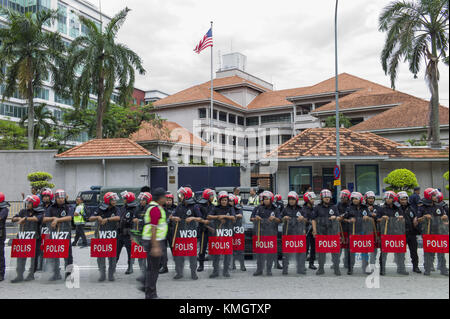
[150,167,168,191]
[178,167,240,191]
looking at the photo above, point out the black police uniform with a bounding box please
[312,202,340,275]
[0,202,10,281]
[165,203,177,255]
[399,202,420,272]
[366,201,381,265]
[12,207,44,282]
[251,203,280,276]
[417,199,449,275]
[93,204,120,280]
[35,200,52,272]
[117,202,137,274]
[45,202,74,279]
[378,203,408,275]
[337,201,350,269]
[281,204,307,274]
[344,203,371,274]
[133,203,148,278]
[409,193,421,213]
[231,203,246,271]
[302,203,316,269]
[172,203,202,279]
[196,201,214,271]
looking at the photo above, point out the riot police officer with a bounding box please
[377,191,409,276]
[163,192,177,274]
[364,191,381,269]
[312,189,341,276]
[229,194,246,271]
[337,189,351,269]
[397,191,421,273]
[302,192,317,270]
[251,191,281,276]
[207,191,236,278]
[417,188,448,276]
[170,187,203,280]
[117,191,137,275]
[281,191,307,275]
[43,189,74,280]
[11,195,44,283]
[89,192,121,282]
[36,188,53,272]
[0,192,10,282]
[196,188,216,272]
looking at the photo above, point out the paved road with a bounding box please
[1,244,448,299]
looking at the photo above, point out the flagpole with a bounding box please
[209,21,214,166]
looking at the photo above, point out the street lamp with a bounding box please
[334,0,341,201]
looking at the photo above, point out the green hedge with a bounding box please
[27,172,53,182]
[383,168,419,195]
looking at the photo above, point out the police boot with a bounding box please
[191,270,198,280]
[24,273,35,281]
[108,270,115,282]
[316,265,325,276]
[347,267,353,275]
[173,273,183,280]
[125,262,133,275]
[334,266,341,276]
[232,260,236,270]
[413,265,422,274]
[159,266,168,274]
[309,262,317,270]
[240,260,246,271]
[0,275,4,282]
[276,260,283,270]
[11,275,24,283]
[98,270,106,282]
[397,269,409,275]
[209,270,219,278]
[440,268,449,276]
[197,261,204,272]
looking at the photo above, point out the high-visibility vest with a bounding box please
[248,195,259,206]
[73,204,85,224]
[142,201,168,241]
[236,195,242,204]
[212,197,218,206]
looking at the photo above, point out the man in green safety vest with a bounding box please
[247,188,260,206]
[72,196,88,247]
[141,187,168,299]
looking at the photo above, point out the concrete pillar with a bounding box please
[167,160,178,198]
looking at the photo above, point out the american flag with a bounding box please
[194,28,213,54]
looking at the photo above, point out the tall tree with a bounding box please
[379,0,449,148]
[66,7,146,138]
[20,103,57,149]
[0,8,64,150]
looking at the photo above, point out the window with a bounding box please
[53,108,65,121]
[265,135,271,145]
[213,110,217,120]
[246,116,259,126]
[55,93,73,106]
[350,117,364,126]
[229,114,236,124]
[289,166,312,195]
[221,134,226,144]
[219,111,227,122]
[230,136,236,146]
[162,152,169,162]
[281,135,292,144]
[34,87,49,100]
[198,108,206,119]
[355,165,379,195]
[69,11,80,38]
[261,113,291,124]
[57,3,67,34]
[0,103,27,118]
[237,116,244,126]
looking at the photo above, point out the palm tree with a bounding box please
[66,7,146,138]
[379,0,449,148]
[0,8,64,150]
[20,103,57,149]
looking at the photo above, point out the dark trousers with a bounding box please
[306,232,316,263]
[48,243,73,275]
[198,231,209,262]
[282,252,306,273]
[406,234,419,268]
[0,236,5,277]
[16,257,35,278]
[159,240,168,269]
[144,240,161,299]
[97,257,116,274]
[116,233,132,265]
[256,254,275,274]
[34,238,42,272]
[212,254,231,275]
[174,255,197,276]
[73,224,88,246]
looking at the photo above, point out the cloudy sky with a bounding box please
[100,0,449,106]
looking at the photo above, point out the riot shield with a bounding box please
[130,219,147,259]
[208,218,234,276]
[172,219,198,257]
[281,217,307,274]
[380,217,406,253]
[349,218,376,253]
[252,218,278,255]
[315,217,341,253]
[232,217,245,252]
[10,219,39,281]
[89,220,118,281]
[42,220,72,280]
[339,220,349,250]
[421,216,449,254]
